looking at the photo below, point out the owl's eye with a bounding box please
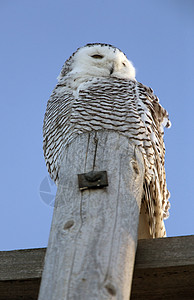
[91,54,104,59]
[122,62,126,67]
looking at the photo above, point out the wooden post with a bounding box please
[38,131,144,300]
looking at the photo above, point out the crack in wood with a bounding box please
[104,157,121,288]
[93,132,98,170]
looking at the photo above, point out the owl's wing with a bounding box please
[136,83,171,238]
[43,83,74,184]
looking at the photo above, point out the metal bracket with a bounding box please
[78,170,108,190]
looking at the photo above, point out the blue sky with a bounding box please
[1,0,194,250]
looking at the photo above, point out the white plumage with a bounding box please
[43,43,171,238]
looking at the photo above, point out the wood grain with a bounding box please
[0,236,194,299]
[38,131,144,300]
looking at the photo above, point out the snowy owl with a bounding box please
[43,43,171,238]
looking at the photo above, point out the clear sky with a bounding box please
[1,0,194,250]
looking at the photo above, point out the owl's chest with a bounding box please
[70,81,140,131]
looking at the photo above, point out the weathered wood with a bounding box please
[131,235,194,299]
[38,131,144,300]
[0,236,194,299]
[135,234,194,269]
[0,248,44,300]
[0,248,45,281]
[0,279,41,300]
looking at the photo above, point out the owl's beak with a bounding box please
[110,64,114,75]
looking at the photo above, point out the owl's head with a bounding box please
[58,43,136,82]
